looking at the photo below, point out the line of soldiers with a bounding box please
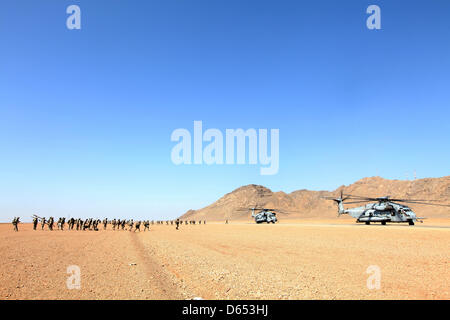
[14,216,207,232]
[110,219,149,232]
[151,220,206,225]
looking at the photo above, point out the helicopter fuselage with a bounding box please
[251,209,278,224]
[339,201,419,225]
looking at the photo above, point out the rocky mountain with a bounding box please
[179,176,450,221]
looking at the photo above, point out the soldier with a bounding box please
[134,221,141,232]
[143,220,149,231]
[176,219,180,230]
[204,220,206,225]
[32,216,38,230]
[12,217,20,232]
[128,219,134,232]
[41,217,46,230]
[121,220,126,230]
[60,217,66,231]
[48,217,54,231]
[103,218,108,230]
[226,219,228,224]
[93,219,99,231]
[69,218,75,230]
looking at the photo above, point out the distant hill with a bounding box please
[179,176,450,221]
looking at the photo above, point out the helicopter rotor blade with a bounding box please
[342,201,371,204]
[343,196,377,201]
[387,198,442,202]
[275,209,302,214]
[344,193,445,202]
[343,194,372,199]
[335,193,450,208]
[343,194,387,200]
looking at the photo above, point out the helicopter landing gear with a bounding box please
[365,222,370,225]
[408,220,415,226]
[381,221,386,225]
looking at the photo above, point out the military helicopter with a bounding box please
[236,204,278,223]
[250,207,278,224]
[237,205,299,224]
[324,191,450,225]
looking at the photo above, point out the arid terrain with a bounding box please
[1,219,449,300]
[181,176,450,220]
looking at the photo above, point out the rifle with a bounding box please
[32,214,46,223]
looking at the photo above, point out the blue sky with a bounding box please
[1,0,449,221]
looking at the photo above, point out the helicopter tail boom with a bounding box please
[334,199,346,216]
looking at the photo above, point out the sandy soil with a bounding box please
[1,220,449,300]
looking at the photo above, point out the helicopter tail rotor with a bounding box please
[322,190,348,216]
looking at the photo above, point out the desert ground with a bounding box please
[1,219,449,300]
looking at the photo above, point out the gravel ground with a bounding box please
[1,220,449,300]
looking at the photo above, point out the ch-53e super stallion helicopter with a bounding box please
[324,191,450,225]
[237,205,300,224]
[250,207,278,224]
[236,206,278,223]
